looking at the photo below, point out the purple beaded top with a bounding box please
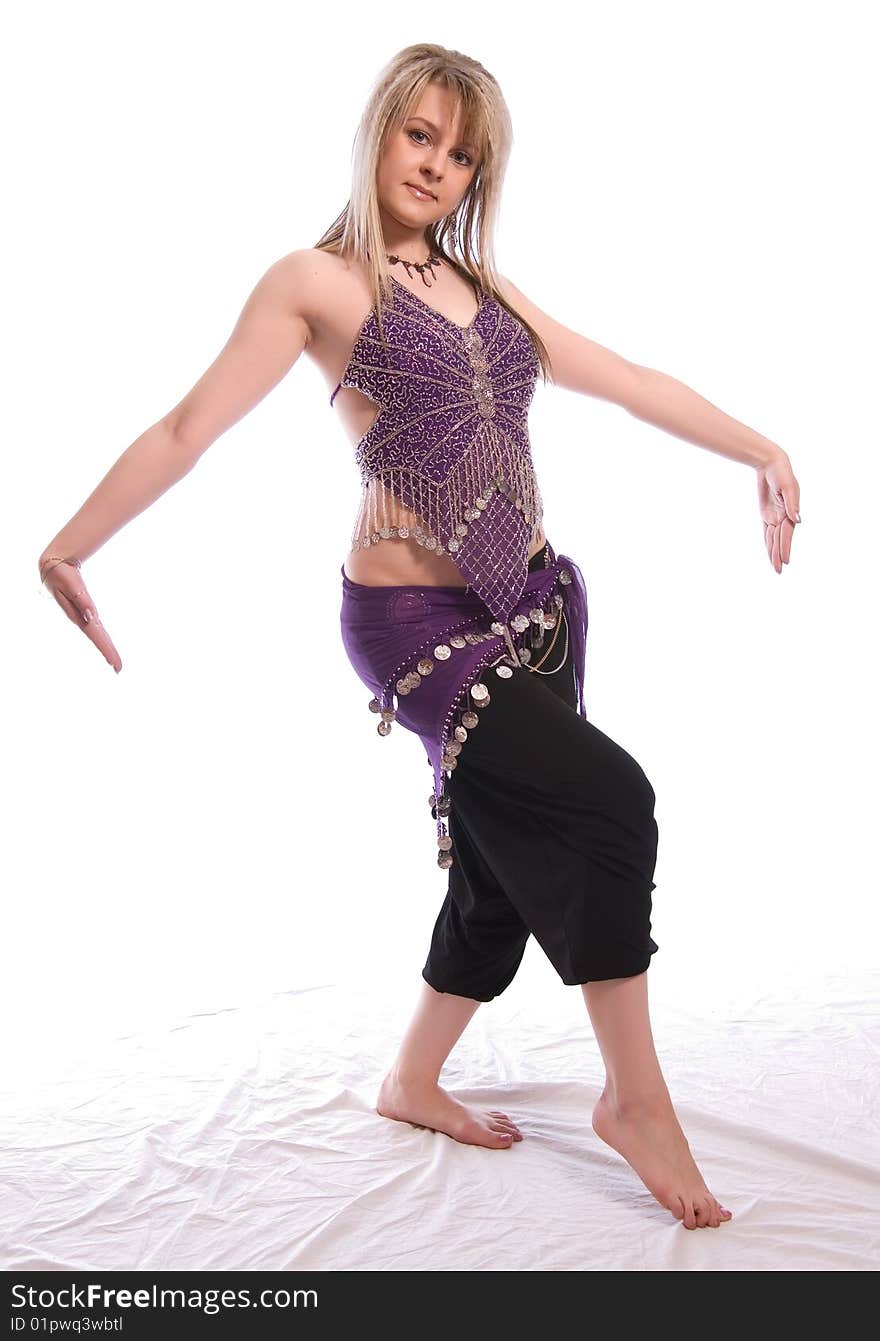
[331,274,544,623]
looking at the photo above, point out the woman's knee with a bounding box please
[632,759,656,814]
[589,726,656,813]
[623,758,657,847]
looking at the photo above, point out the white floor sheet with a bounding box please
[2,965,877,1272]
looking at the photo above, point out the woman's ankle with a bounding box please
[384,1063,442,1090]
[599,1082,673,1119]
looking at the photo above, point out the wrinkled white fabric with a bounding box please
[1,967,877,1271]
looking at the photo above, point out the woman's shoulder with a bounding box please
[274,248,371,325]
[268,249,354,299]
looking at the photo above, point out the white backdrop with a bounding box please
[3,1,878,1268]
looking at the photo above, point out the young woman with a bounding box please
[38,43,801,1231]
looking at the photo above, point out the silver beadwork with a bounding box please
[559,569,572,585]
[346,362,541,553]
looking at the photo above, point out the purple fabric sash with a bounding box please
[339,540,589,871]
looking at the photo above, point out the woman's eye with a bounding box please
[407,129,471,166]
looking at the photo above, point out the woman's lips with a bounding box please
[405,183,436,202]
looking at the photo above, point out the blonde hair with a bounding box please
[313,42,553,382]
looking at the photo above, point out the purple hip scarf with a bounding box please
[339,539,589,870]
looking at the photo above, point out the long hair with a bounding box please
[313,43,553,382]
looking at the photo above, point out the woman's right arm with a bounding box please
[38,249,315,671]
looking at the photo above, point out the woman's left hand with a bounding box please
[756,449,801,573]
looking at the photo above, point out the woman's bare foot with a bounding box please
[591,1090,733,1229]
[376,1070,524,1148]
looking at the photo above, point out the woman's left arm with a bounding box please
[498,276,801,573]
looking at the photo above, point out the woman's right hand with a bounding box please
[40,559,122,673]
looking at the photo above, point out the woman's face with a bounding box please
[377,83,480,234]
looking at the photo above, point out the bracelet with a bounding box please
[39,554,82,585]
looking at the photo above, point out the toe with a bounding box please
[679,1196,697,1230]
[713,1197,732,1222]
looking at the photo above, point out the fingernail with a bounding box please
[83,610,92,623]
